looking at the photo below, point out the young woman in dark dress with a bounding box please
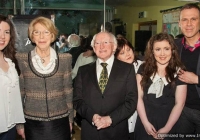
[134,33,187,140]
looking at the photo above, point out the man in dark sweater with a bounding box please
[175,3,200,137]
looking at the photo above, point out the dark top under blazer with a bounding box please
[73,58,138,140]
[175,38,200,98]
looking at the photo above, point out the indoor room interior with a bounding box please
[0,0,199,140]
[0,0,194,53]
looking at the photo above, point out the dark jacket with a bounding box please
[175,38,200,98]
[73,59,138,140]
[68,46,83,68]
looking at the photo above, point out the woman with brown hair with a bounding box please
[16,16,73,140]
[135,33,187,140]
[115,38,143,140]
[0,15,25,140]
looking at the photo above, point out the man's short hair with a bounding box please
[180,3,200,13]
[67,34,80,48]
[91,32,117,49]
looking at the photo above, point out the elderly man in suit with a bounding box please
[73,31,138,140]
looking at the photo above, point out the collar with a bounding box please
[4,57,13,66]
[32,47,57,60]
[150,67,180,85]
[182,37,200,52]
[97,55,114,67]
[150,73,169,86]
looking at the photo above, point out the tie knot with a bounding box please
[101,63,107,68]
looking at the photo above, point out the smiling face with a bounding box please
[0,21,10,52]
[179,8,200,39]
[93,32,116,62]
[117,45,134,64]
[32,23,53,50]
[153,40,172,67]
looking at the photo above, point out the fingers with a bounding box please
[93,114,101,122]
[178,69,185,82]
[147,130,156,136]
[152,127,157,134]
[97,123,107,130]
[178,69,184,75]
[147,128,157,136]
[93,116,111,130]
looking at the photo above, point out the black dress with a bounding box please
[134,66,185,140]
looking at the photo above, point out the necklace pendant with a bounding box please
[41,59,45,63]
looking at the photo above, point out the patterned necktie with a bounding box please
[99,63,108,93]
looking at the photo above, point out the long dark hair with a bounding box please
[141,33,185,88]
[115,38,139,65]
[0,15,20,75]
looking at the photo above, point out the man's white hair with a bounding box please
[91,31,117,51]
[67,34,80,48]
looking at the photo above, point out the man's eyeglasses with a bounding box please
[32,30,51,36]
[94,41,113,47]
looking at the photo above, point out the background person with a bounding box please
[0,15,25,140]
[72,36,96,79]
[67,34,83,68]
[135,33,187,140]
[16,16,73,140]
[56,33,69,53]
[115,38,143,140]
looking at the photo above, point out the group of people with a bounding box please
[1,2,200,140]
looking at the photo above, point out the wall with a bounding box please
[114,2,189,46]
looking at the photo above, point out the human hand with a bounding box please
[178,70,198,84]
[144,122,157,136]
[154,127,170,139]
[93,114,101,123]
[17,128,25,139]
[95,116,112,130]
[92,114,101,127]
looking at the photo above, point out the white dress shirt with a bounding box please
[0,58,25,133]
[96,55,114,82]
[31,47,57,74]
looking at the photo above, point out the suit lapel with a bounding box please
[104,59,120,93]
[90,61,101,92]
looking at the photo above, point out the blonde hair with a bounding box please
[28,16,58,42]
